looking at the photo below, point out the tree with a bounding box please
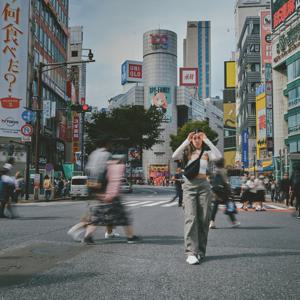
[170,120,219,152]
[85,105,164,154]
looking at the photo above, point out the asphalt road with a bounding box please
[0,186,300,300]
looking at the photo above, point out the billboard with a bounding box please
[271,0,296,30]
[242,129,249,168]
[148,86,172,123]
[260,10,272,79]
[0,0,29,137]
[223,102,236,151]
[121,60,143,85]
[224,61,236,89]
[256,86,267,158]
[179,68,198,86]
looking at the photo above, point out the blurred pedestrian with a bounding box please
[279,173,291,206]
[170,168,183,207]
[246,175,256,209]
[83,154,140,244]
[210,158,240,229]
[241,172,250,210]
[43,175,52,201]
[14,171,24,203]
[291,166,300,218]
[254,175,266,211]
[0,158,17,218]
[172,129,222,265]
[270,180,276,202]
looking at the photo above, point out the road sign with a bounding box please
[20,124,33,136]
[21,110,35,122]
[21,135,32,142]
[45,163,54,172]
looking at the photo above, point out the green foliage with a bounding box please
[85,105,164,154]
[170,120,219,152]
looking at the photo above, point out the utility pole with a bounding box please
[33,62,43,200]
[80,111,85,172]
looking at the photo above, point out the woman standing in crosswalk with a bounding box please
[172,129,222,265]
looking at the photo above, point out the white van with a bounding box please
[70,176,88,199]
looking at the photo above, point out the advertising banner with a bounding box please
[121,60,143,85]
[0,0,30,137]
[256,89,267,155]
[43,100,51,119]
[72,114,80,142]
[179,68,198,86]
[271,0,296,30]
[260,10,272,79]
[223,102,236,151]
[148,86,172,123]
[266,109,273,137]
[242,129,249,168]
[224,61,236,89]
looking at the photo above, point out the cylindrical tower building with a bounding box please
[143,29,177,183]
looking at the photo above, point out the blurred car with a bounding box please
[70,176,88,199]
[229,176,241,201]
[120,178,133,193]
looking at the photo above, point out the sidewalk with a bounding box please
[18,194,72,204]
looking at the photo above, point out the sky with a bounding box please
[69,0,236,109]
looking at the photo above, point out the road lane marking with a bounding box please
[126,201,153,207]
[142,200,170,207]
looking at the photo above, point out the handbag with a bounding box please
[184,149,204,180]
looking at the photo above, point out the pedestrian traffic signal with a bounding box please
[82,104,92,112]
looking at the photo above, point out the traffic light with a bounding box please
[70,104,92,113]
[82,104,92,112]
[70,104,83,113]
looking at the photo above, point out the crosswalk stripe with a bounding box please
[142,200,170,207]
[126,201,153,207]
[124,200,139,204]
[161,202,178,207]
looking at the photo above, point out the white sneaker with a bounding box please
[209,221,216,229]
[232,221,241,228]
[105,230,120,239]
[186,255,199,265]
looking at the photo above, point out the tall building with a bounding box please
[183,21,211,99]
[143,29,178,181]
[271,0,300,179]
[234,0,270,169]
[32,0,69,172]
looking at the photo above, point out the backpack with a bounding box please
[85,149,110,193]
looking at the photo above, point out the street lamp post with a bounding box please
[33,55,95,200]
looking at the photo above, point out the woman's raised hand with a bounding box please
[187,132,194,142]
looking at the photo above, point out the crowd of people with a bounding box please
[1,129,300,266]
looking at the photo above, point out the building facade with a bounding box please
[236,16,261,168]
[183,21,211,99]
[32,0,69,171]
[271,0,300,179]
[234,0,271,169]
